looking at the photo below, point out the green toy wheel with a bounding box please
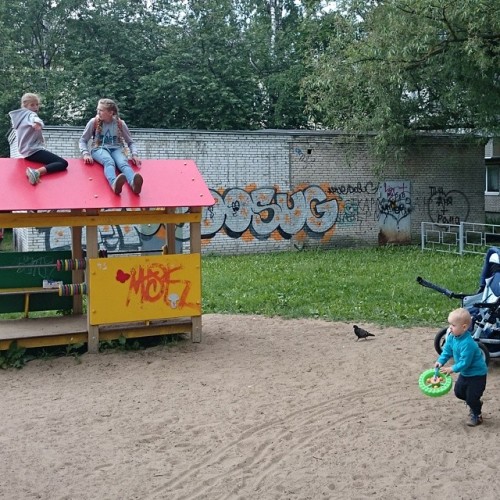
[418,368,453,398]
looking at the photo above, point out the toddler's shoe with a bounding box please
[467,414,483,427]
[112,174,127,195]
[131,173,143,195]
[26,167,41,185]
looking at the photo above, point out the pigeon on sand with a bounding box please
[353,325,375,341]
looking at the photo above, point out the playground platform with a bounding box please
[0,158,215,353]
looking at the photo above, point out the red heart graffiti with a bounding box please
[116,269,131,283]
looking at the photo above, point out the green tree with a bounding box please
[135,0,261,129]
[303,0,500,154]
[242,0,308,128]
[136,0,334,130]
[59,0,163,125]
[1,0,337,156]
[0,1,161,137]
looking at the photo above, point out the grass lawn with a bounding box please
[202,246,484,328]
[0,231,485,328]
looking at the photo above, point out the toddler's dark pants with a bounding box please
[454,374,487,416]
[26,150,68,173]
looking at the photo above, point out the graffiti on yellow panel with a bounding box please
[88,254,201,325]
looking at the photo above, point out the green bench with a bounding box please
[0,250,73,317]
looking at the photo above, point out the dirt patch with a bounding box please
[1,314,500,499]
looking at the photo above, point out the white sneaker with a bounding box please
[26,167,41,185]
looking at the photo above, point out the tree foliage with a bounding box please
[1,0,328,156]
[135,0,262,129]
[0,0,498,159]
[303,0,500,151]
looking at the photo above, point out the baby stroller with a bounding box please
[417,246,500,366]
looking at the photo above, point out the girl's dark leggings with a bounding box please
[454,374,487,416]
[26,150,68,174]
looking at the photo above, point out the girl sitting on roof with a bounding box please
[79,98,143,195]
[9,93,69,185]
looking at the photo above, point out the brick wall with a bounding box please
[9,127,486,254]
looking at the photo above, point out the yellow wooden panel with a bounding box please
[88,254,201,325]
[0,211,201,229]
[0,334,87,350]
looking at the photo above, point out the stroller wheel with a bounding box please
[477,341,491,366]
[434,327,448,355]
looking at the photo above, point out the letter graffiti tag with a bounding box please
[378,182,412,224]
[120,263,192,309]
[428,187,470,224]
[202,186,339,239]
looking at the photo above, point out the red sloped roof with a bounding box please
[0,158,215,211]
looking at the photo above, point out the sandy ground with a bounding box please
[1,314,500,500]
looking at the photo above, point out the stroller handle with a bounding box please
[416,276,465,299]
[473,298,500,310]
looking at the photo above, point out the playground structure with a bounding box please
[0,158,214,353]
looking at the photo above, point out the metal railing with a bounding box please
[421,222,500,255]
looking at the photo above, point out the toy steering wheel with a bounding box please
[418,367,453,397]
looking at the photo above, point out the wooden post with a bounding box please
[71,224,84,314]
[165,207,177,254]
[85,218,99,353]
[190,206,202,343]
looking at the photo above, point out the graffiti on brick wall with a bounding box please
[328,181,412,233]
[328,182,378,227]
[427,187,470,224]
[39,225,148,252]
[336,198,384,227]
[377,181,412,244]
[203,186,339,240]
[37,212,186,252]
[293,147,315,165]
[378,181,412,224]
[328,182,377,196]
[34,181,416,251]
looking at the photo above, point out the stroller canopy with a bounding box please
[479,247,500,298]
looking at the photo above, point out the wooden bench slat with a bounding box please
[0,287,60,295]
